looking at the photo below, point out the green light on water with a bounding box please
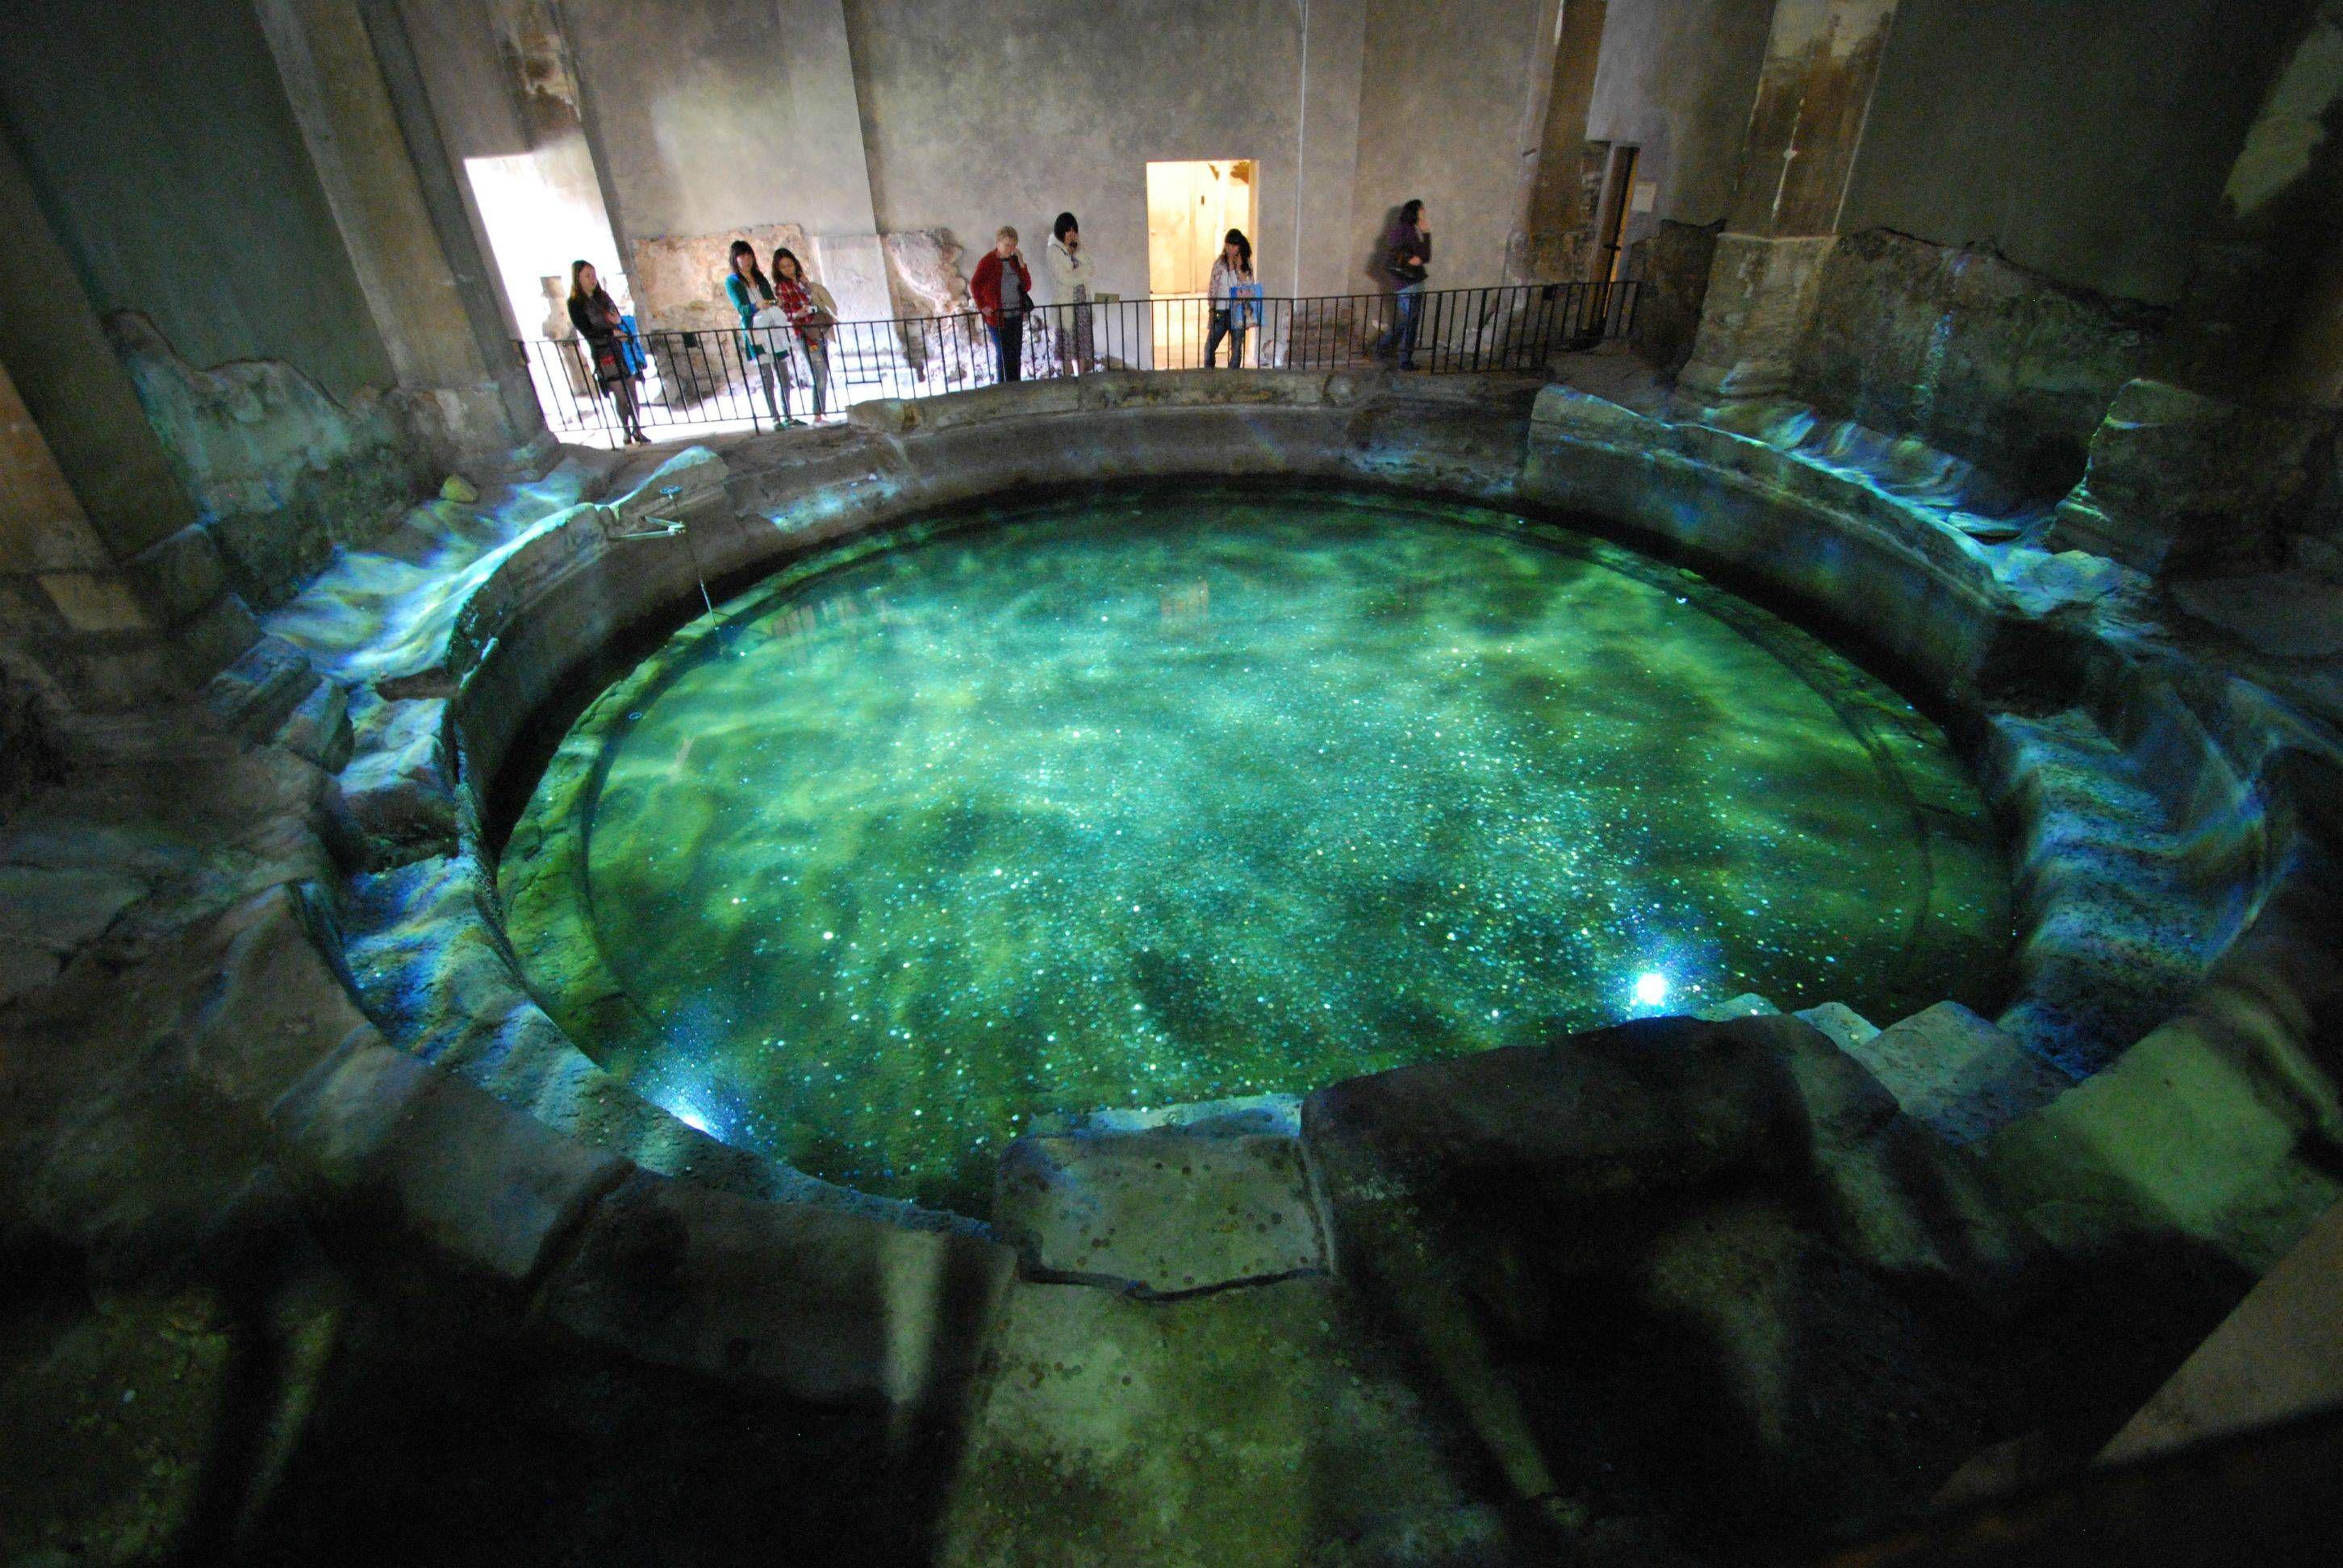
[503,487,2009,1212]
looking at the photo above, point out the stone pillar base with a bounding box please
[399,371,557,482]
[1677,233,1840,402]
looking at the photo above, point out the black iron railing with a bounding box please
[518,279,1639,442]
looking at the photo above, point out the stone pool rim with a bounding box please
[322,370,2337,1291]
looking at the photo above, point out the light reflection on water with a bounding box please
[506,488,2009,1212]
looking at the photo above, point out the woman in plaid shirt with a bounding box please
[770,247,837,419]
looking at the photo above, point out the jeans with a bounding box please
[989,311,1025,383]
[751,353,789,423]
[1373,283,1423,367]
[797,336,829,417]
[1204,309,1248,368]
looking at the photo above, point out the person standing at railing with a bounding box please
[771,248,837,419]
[723,240,796,427]
[971,226,1035,385]
[567,260,649,444]
[1370,199,1431,371]
[1046,212,1095,376]
[1203,229,1259,369]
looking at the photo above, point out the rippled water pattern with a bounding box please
[511,490,2008,1211]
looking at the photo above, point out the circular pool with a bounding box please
[503,486,2009,1211]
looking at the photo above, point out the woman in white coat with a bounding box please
[1046,211,1096,376]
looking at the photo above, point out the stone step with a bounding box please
[1984,709,2232,1074]
[335,695,457,865]
[1694,991,1781,1021]
[202,632,320,743]
[1698,995,2066,1146]
[934,1274,1519,1567]
[275,676,353,772]
[1794,1000,1880,1054]
[1840,1000,2073,1145]
[942,1092,1521,1564]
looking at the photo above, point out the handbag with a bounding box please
[1228,280,1263,330]
[750,304,795,357]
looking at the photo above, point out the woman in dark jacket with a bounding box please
[567,259,648,444]
[1370,200,1431,370]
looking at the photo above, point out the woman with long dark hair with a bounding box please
[1046,211,1095,376]
[770,248,836,419]
[1204,228,1256,369]
[1371,198,1430,370]
[722,239,793,426]
[568,260,647,444]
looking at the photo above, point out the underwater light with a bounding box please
[1633,971,1670,1008]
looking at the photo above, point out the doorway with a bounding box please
[1593,144,1639,283]
[1146,159,1257,366]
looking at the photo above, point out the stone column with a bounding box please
[1290,0,1369,298]
[252,0,549,474]
[1678,0,1898,402]
[781,0,896,325]
[1507,0,1605,285]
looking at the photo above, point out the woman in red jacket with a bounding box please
[970,226,1034,385]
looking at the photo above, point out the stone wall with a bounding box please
[1839,0,2307,307]
[0,0,396,403]
[109,315,432,610]
[627,223,812,334]
[1794,229,2168,492]
[1584,0,1777,234]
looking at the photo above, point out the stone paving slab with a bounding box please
[995,1111,1327,1297]
[0,865,146,1005]
[937,1275,1520,1568]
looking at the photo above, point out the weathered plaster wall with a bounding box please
[0,0,450,619]
[1840,0,2308,306]
[562,0,805,245]
[428,0,1557,315]
[1351,0,1554,291]
[0,0,395,402]
[397,0,632,341]
[1584,0,1776,232]
[843,0,1328,300]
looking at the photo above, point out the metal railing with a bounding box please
[519,279,1639,444]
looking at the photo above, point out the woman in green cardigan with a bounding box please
[723,239,795,427]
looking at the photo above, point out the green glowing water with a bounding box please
[503,488,2008,1211]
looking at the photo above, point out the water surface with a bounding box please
[505,488,2008,1211]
